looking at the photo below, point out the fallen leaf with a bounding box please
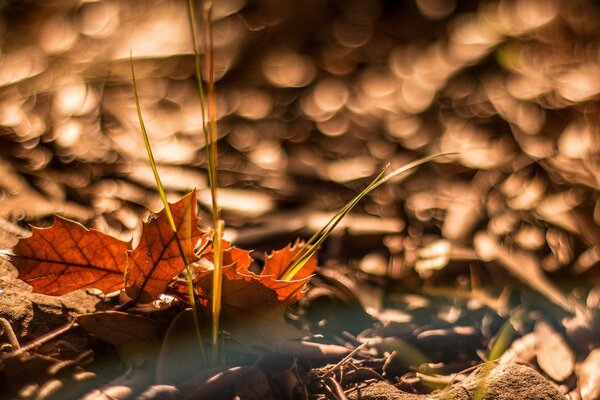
[249,240,318,302]
[188,239,317,303]
[125,191,208,303]
[534,320,575,382]
[196,266,307,353]
[579,348,600,400]
[12,217,130,295]
[77,311,160,365]
[156,309,206,384]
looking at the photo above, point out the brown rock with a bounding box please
[348,363,565,400]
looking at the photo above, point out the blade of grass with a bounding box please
[472,310,523,400]
[186,0,222,357]
[130,54,204,358]
[280,152,458,281]
[211,219,224,362]
[203,2,219,226]
[186,0,218,225]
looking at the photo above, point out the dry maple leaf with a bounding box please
[186,239,317,303]
[125,191,209,303]
[11,216,130,295]
[196,265,307,353]
[249,240,318,302]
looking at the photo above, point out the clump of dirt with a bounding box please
[349,364,565,400]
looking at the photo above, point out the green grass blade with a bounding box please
[186,0,219,226]
[186,0,222,361]
[280,153,457,281]
[472,310,522,400]
[130,54,204,358]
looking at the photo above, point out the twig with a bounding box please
[322,342,368,378]
[325,376,349,400]
[0,317,20,349]
[12,319,77,356]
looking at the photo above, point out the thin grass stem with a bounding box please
[130,54,204,359]
[280,152,458,281]
[211,219,225,360]
[187,0,223,361]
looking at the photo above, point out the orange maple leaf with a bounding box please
[187,239,317,303]
[124,191,209,303]
[252,240,318,302]
[10,191,316,307]
[11,216,130,295]
[195,264,307,352]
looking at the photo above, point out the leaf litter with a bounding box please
[2,0,600,399]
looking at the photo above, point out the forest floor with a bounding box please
[1,0,600,399]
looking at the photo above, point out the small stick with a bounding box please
[325,376,349,400]
[0,317,20,349]
[322,342,368,377]
[12,319,77,356]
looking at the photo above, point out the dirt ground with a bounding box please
[1,0,600,399]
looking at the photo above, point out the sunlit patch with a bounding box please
[506,73,552,101]
[360,69,398,99]
[313,78,349,114]
[0,47,46,87]
[53,78,98,116]
[262,51,316,88]
[199,188,273,217]
[248,140,287,170]
[77,1,120,38]
[235,90,273,120]
[39,14,78,54]
[492,0,558,36]
[332,17,373,48]
[385,113,421,141]
[558,121,596,159]
[449,14,502,64]
[556,65,600,102]
[317,113,349,137]
[0,98,26,127]
[416,0,456,20]
[326,156,376,183]
[54,119,83,147]
[502,174,546,210]
[126,164,206,192]
[439,117,513,169]
[113,2,190,58]
[398,80,435,114]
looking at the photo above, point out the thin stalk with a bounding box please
[186,0,222,358]
[130,54,204,357]
[211,219,225,358]
[280,153,458,281]
[472,310,522,400]
[203,2,219,227]
[186,0,218,225]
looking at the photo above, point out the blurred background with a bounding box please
[0,0,599,289]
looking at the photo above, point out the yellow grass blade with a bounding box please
[186,0,222,361]
[130,54,204,358]
[280,153,458,281]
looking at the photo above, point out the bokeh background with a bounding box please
[0,0,599,288]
